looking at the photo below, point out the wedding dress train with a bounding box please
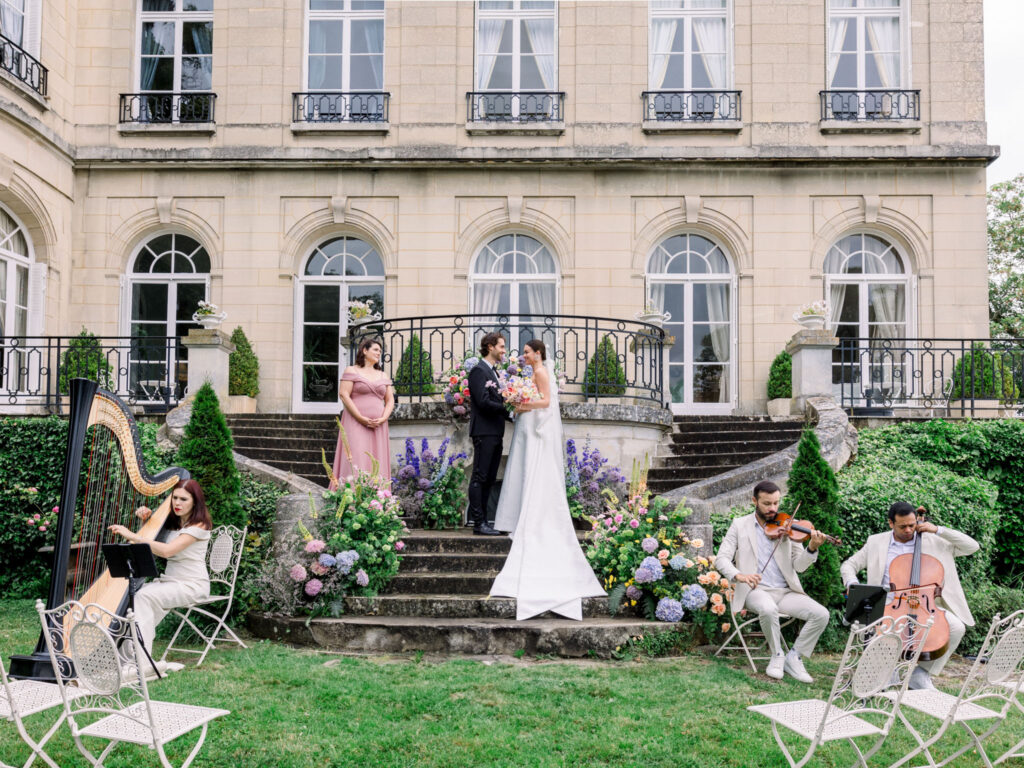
[490,361,606,620]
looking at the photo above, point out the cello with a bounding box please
[883,507,950,660]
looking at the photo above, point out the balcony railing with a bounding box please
[0,336,184,412]
[819,89,921,121]
[348,314,666,405]
[466,91,565,123]
[0,33,47,97]
[119,92,217,124]
[292,91,390,123]
[641,90,741,122]
[836,337,1024,417]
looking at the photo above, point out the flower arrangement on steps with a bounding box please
[391,437,469,529]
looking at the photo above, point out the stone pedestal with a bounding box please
[785,328,839,414]
[182,328,235,402]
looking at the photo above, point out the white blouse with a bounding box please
[162,525,211,586]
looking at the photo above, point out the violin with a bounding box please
[883,508,950,660]
[764,508,842,546]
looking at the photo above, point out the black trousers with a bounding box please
[467,434,503,527]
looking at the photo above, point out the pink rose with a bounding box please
[629,519,640,529]
[27,487,38,493]
[395,541,405,551]
[52,506,59,513]
[39,526,47,532]
[33,513,41,520]
[613,514,623,524]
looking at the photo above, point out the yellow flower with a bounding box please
[646,518,653,524]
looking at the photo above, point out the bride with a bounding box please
[490,339,606,620]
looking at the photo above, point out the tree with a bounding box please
[58,327,115,393]
[175,381,244,527]
[228,326,260,397]
[583,335,627,396]
[784,428,843,611]
[988,174,1024,338]
[393,334,436,396]
[767,350,792,400]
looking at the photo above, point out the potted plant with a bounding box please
[766,350,792,418]
[192,299,226,329]
[792,299,829,331]
[347,298,381,325]
[227,326,259,413]
[634,300,672,327]
[583,335,627,402]
[948,343,1022,418]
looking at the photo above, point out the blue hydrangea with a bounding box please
[335,550,360,575]
[634,567,657,584]
[669,555,686,571]
[625,585,642,600]
[639,556,664,578]
[318,553,337,568]
[680,584,709,611]
[655,597,684,623]
[463,356,479,371]
[641,537,659,553]
[355,569,369,587]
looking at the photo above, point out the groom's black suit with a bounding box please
[467,360,509,530]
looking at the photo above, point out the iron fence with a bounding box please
[0,32,47,97]
[0,336,183,412]
[292,91,390,123]
[819,89,921,121]
[466,91,565,123]
[119,92,217,124]
[641,90,741,122]
[835,337,1024,417]
[348,314,666,405]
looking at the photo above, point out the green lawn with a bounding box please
[1,599,1021,768]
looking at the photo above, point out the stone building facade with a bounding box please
[0,0,996,415]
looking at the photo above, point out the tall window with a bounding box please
[137,0,213,115]
[306,0,384,93]
[470,233,558,351]
[827,0,906,91]
[649,0,729,91]
[297,236,384,409]
[475,1,556,94]
[128,233,210,400]
[647,233,733,411]
[0,204,30,340]
[0,0,25,46]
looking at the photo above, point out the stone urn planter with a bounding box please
[226,394,258,414]
[193,312,227,329]
[794,314,827,331]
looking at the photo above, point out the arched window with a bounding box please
[127,233,211,400]
[470,233,558,351]
[646,233,734,411]
[0,204,32,340]
[296,236,385,410]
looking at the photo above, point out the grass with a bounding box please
[1,598,1022,767]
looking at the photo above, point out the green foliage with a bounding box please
[766,350,792,400]
[174,382,243,527]
[611,626,701,659]
[420,462,467,529]
[583,335,627,396]
[988,174,1024,338]
[391,438,469,529]
[393,334,436,396]
[713,505,750,551]
[784,429,843,610]
[0,483,58,598]
[961,584,1024,656]
[949,342,1021,402]
[58,328,114,394]
[228,326,260,398]
[233,472,288,621]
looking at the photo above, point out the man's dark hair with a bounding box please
[479,332,504,358]
[753,480,781,499]
[887,501,917,522]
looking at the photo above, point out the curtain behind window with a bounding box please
[0,0,25,46]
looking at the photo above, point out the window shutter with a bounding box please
[26,262,46,335]
[23,0,42,59]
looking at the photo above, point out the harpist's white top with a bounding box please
[162,525,211,586]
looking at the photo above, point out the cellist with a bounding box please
[840,501,979,690]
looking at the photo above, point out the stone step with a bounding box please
[232,427,338,443]
[657,450,777,469]
[648,465,734,481]
[227,414,335,424]
[670,427,803,442]
[246,613,659,658]
[647,477,711,494]
[672,415,801,424]
[342,594,612,619]
[233,444,336,463]
[386,572,500,595]
[667,437,798,454]
[403,532,512,555]
[400,553,510,573]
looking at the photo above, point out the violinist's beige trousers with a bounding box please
[918,610,966,677]
[743,586,830,659]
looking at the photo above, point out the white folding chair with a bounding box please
[715,604,796,673]
[748,614,932,768]
[886,608,1024,768]
[36,599,229,768]
[161,524,248,667]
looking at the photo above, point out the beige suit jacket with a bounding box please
[839,527,978,627]
[714,513,819,612]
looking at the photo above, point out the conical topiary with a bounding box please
[583,335,626,396]
[228,326,260,398]
[175,381,244,527]
[767,350,792,400]
[58,327,115,393]
[393,334,436,396]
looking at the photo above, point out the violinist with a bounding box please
[715,480,830,683]
[840,501,978,690]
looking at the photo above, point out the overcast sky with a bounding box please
[985,0,1023,187]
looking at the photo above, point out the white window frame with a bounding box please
[302,0,385,94]
[648,0,733,91]
[474,0,558,94]
[826,0,910,91]
[646,232,737,415]
[135,0,214,94]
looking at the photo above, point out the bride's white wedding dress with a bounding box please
[490,360,606,620]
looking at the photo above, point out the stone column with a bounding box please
[785,328,839,414]
[182,328,235,402]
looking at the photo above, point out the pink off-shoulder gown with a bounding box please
[330,370,392,488]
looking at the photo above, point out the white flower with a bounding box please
[792,299,829,322]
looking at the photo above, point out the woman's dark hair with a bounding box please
[753,480,781,499]
[479,332,504,358]
[524,338,547,361]
[167,478,212,531]
[355,338,384,370]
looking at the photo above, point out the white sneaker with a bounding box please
[784,650,814,683]
[908,667,935,690]
[765,653,785,679]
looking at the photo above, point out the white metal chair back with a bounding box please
[206,524,246,590]
[954,610,1024,714]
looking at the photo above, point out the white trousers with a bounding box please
[918,610,966,677]
[132,578,209,654]
[744,586,830,659]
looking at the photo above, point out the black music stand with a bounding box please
[101,543,163,680]
[844,584,888,627]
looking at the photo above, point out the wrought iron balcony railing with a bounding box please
[119,92,217,124]
[292,91,390,123]
[466,91,565,123]
[0,33,47,97]
[641,90,741,122]
[0,335,184,412]
[819,89,921,121]
[348,313,666,405]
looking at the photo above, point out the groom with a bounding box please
[467,331,510,536]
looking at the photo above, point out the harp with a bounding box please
[10,378,189,680]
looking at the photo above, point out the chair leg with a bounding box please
[175,722,209,768]
[934,720,1002,768]
[770,720,817,768]
[887,709,945,768]
[16,710,65,768]
[160,608,192,663]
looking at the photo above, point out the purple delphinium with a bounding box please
[680,584,709,611]
[655,597,684,623]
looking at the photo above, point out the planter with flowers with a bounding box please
[347,299,381,325]
[565,438,627,530]
[634,301,672,328]
[192,300,226,329]
[792,299,829,331]
[392,437,469,529]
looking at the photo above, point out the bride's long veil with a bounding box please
[533,359,561,443]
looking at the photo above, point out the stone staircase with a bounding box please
[227,414,336,486]
[248,529,660,657]
[647,416,806,496]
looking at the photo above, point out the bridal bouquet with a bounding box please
[500,371,539,410]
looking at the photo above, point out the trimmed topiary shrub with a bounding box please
[58,328,114,394]
[767,350,792,400]
[949,342,1020,402]
[393,334,436,396]
[583,335,627,396]
[175,382,244,528]
[228,326,260,398]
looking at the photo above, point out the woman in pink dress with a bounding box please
[330,338,394,489]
